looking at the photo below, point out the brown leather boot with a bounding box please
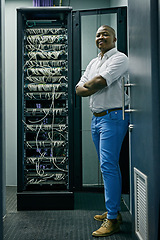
[92,218,120,237]
[94,211,122,224]
[94,212,108,221]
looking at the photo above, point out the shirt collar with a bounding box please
[98,47,117,59]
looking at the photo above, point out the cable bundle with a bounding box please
[23,20,69,188]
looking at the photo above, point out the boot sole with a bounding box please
[92,227,120,237]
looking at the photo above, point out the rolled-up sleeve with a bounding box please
[76,59,96,88]
[99,53,128,86]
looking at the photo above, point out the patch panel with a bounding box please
[21,18,70,190]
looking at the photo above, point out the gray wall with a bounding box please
[5,0,127,186]
[109,0,128,7]
[1,1,5,238]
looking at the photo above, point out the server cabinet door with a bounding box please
[73,7,129,194]
[129,0,160,239]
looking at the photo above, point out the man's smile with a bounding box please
[98,40,105,45]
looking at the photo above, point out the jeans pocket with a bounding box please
[109,111,119,120]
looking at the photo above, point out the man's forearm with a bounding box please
[84,75,107,91]
[76,85,98,97]
[76,75,107,97]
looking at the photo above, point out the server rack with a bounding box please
[17,7,74,210]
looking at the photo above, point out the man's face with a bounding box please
[95,26,116,54]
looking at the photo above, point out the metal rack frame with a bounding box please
[17,7,74,210]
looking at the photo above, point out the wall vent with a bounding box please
[134,168,148,240]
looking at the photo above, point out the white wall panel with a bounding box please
[5,0,33,186]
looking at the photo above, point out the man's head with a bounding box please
[95,25,117,55]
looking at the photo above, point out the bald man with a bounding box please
[76,25,129,237]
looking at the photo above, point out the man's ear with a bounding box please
[114,37,117,43]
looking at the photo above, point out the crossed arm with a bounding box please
[76,75,107,97]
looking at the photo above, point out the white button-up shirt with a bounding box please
[76,48,130,113]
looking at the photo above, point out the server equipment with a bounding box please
[17,7,74,210]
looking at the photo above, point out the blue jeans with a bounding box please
[91,109,129,219]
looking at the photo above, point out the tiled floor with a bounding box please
[3,187,132,240]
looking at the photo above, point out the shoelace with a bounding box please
[101,219,111,228]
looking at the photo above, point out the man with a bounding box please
[76,25,129,237]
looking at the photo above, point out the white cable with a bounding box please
[52,158,68,173]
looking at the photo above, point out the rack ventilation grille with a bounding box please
[134,168,148,240]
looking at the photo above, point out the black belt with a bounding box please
[93,108,123,117]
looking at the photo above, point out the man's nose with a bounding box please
[99,34,104,38]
